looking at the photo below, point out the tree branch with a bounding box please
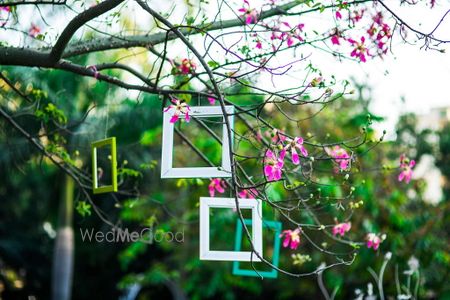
[0,0,125,66]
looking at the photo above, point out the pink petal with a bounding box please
[169,115,179,123]
[360,53,367,63]
[279,149,286,161]
[185,111,191,122]
[265,149,274,159]
[398,172,405,182]
[404,173,412,184]
[331,35,340,45]
[208,97,215,105]
[264,165,273,177]
[282,236,290,248]
[299,145,308,157]
[287,36,294,47]
[216,185,225,193]
[273,168,282,180]
[209,186,215,197]
[290,240,299,249]
[291,148,300,165]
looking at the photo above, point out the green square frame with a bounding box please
[91,137,118,194]
[232,219,282,279]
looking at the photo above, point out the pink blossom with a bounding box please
[350,9,365,24]
[207,96,216,105]
[348,36,369,62]
[366,233,383,250]
[208,178,225,197]
[164,99,191,124]
[281,136,308,165]
[331,34,341,45]
[280,22,305,47]
[280,228,301,250]
[332,222,351,236]
[335,11,342,19]
[238,0,258,25]
[286,35,294,47]
[398,154,415,183]
[266,128,286,144]
[178,58,196,75]
[325,145,351,171]
[29,23,41,37]
[255,40,262,49]
[264,149,284,181]
[238,188,258,199]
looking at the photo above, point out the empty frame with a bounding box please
[91,137,118,194]
[199,197,262,261]
[233,219,282,278]
[161,106,234,178]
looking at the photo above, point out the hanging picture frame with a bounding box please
[232,219,282,278]
[161,106,234,178]
[199,197,263,261]
[91,137,118,194]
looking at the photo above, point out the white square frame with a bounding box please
[161,105,234,178]
[199,197,263,261]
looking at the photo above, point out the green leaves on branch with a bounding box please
[76,201,92,217]
[35,103,67,125]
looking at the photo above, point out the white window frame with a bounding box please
[199,197,263,261]
[161,105,234,179]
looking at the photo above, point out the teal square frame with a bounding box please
[91,137,118,194]
[232,219,282,279]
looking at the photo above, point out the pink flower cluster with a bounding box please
[330,8,394,62]
[367,12,392,56]
[238,0,258,25]
[325,145,351,172]
[164,99,191,124]
[208,178,226,197]
[178,58,196,75]
[280,136,308,165]
[280,228,301,250]
[398,154,415,183]
[263,130,309,181]
[332,222,351,237]
[366,233,384,251]
[264,149,284,181]
[348,36,369,63]
[270,22,305,48]
[238,188,257,199]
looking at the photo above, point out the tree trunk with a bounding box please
[51,175,74,300]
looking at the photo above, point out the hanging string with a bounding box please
[104,86,110,139]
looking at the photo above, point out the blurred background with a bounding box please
[0,1,449,299]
